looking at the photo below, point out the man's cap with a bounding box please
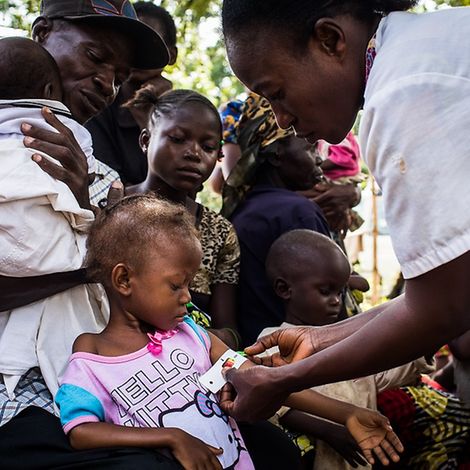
[38,0,169,69]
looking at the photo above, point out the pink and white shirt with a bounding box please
[56,317,254,469]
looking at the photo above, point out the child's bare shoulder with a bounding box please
[72,333,100,354]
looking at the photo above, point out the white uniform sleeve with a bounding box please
[360,73,470,279]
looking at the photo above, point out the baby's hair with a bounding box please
[266,229,350,285]
[0,37,62,100]
[222,0,419,49]
[125,88,222,135]
[133,1,177,48]
[85,194,200,285]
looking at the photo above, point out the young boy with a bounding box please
[263,229,438,469]
[0,37,107,400]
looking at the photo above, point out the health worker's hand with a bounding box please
[245,326,317,367]
[219,366,290,422]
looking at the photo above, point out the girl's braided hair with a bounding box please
[125,87,222,133]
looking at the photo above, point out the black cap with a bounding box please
[37,0,169,69]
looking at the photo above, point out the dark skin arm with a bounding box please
[432,360,455,391]
[222,252,470,421]
[449,328,470,361]
[248,299,392,368]
[0,269,87,311]
[212,335,402,466]
[279,410,368,468]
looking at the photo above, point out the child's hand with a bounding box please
[345,409,404,466]
[322,426,368,468]
[168,429,223,470]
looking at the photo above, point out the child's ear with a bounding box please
[139,128,150,154]
[111,263,132,296]
[312,18,346,59]
[32,17,53,43]
[43,82,54,100]
[273,278,291,300]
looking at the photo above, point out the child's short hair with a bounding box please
[0,37,62,100]
[86,194,200,285]
[266,229,348,284]
[125,88,222,134]
[133,2,177,49]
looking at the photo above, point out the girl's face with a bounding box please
[277,136,323,191]
[226,24,364,145]
[144,102,222,193]
[127,239,202,331]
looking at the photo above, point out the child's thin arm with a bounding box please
[284,390,403,466]
[285,388,356,425]
[69,422,223,469]
[69,421,178,450]
[279,410,368,467]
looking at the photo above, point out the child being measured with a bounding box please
[56,195,403,470]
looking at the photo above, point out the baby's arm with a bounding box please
[209,333,402,465]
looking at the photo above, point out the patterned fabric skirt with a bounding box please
[377,383,470,469]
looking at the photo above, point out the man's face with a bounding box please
[37,20,133,123]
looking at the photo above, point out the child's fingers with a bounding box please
[386,431,404,453]
[362,448,374,465]
[208,445,224,456]
[380,438,402,463]
[373,446,390,466]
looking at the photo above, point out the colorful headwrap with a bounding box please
[221,93,293,217]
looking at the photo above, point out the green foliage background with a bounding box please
[0,0,468,106]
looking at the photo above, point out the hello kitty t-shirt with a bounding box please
[55,317,254,470]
